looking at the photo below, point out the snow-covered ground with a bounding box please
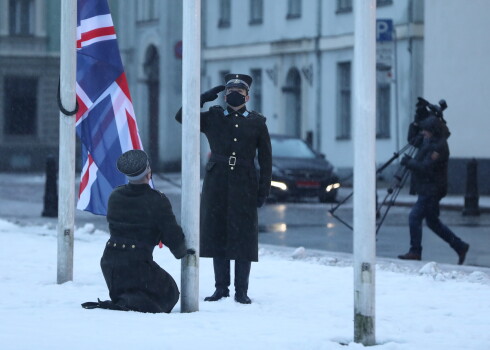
[0,218,489,350]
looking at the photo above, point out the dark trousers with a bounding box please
[213,257,251,293]
[408,195,465,255]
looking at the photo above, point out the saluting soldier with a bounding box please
[82,150,192,313]
[175,73,272,304]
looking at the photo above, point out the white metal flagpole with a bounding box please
[181,0,201,313]
[353,0,376,345]
[57,0,77,284]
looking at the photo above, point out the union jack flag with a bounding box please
[76,0,143,215]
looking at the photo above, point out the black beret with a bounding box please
[224,73,253,90]
[116,150,150,180]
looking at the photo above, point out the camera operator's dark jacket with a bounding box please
[175,105,272,262]
[102,183,187,313]
[407,116,450,195]
[407,120,450,147]
[404,136,449,198]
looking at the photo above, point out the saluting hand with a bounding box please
[200,85,225,107]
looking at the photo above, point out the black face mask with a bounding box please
[226,91,246,107]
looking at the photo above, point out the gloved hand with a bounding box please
[200,85,225,107]
[257,196,266,208]
[186,248,196,255]
[400,154,412,166]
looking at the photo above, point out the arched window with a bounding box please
[143,45,160,166]
[283,68,302,137]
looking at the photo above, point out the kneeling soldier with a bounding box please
[82,150,192,313]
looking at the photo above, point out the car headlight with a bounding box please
[271,181,288,191]
[325,183,341,192]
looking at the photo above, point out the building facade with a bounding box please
[201,0,489,193]
[424,0,490,193]
[114,0,183,171]
[0,0,61,170]
[202,0,424,179]
[2,0,489,195]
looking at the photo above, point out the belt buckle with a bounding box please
[228,156,236,166]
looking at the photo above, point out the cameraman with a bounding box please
[406,98,450,196]
[398,116,470,265]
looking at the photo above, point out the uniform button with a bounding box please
[107,241,110,245]
[113,243,117,247]
[132,245,135,249]
[231,167,234,170]
[235,114,238,117]
[234,138,237,141]
[122,244,125,248]
[235,124,238,127]
[232,152,236,155]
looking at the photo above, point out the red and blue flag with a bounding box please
[76,0,143,215]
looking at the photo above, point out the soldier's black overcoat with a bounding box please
[176,105,272,262]
[102,183,187,313]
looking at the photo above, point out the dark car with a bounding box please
[266,134,340,203]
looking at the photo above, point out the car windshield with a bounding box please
[271,138,317,159]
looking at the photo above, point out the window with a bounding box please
[136,0,158,22]
[287,0,301,19]
[249,0,263,25]
[4,76,38,136]
[250,69,262,112]
[376,83,390,138]
[9,0,34,36]
[336,0,352,13]
[337,0,391,13]
[218,0,231,28]
[377,0,393,7]
[336,62,351,140]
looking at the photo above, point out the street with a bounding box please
[1,172,489,267]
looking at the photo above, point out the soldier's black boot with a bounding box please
[234,290,251,304]
[205,257,230,302]
[204,288,230,301]
[234,260,252,304]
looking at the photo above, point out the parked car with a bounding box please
[265,134,340,203]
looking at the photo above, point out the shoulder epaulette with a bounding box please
[210,105,225,111]
[249,110,267,122]
[151,188,167,198]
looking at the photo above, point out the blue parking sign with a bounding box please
[376,19,393,42]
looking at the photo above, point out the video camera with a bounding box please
[415,97,448,122]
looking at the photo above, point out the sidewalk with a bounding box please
[380,184,490,213]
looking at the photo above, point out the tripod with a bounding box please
[328,143,415,231]
[375,145,416,234]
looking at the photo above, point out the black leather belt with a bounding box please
[106,236,154,251]
[209,153,254,168]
